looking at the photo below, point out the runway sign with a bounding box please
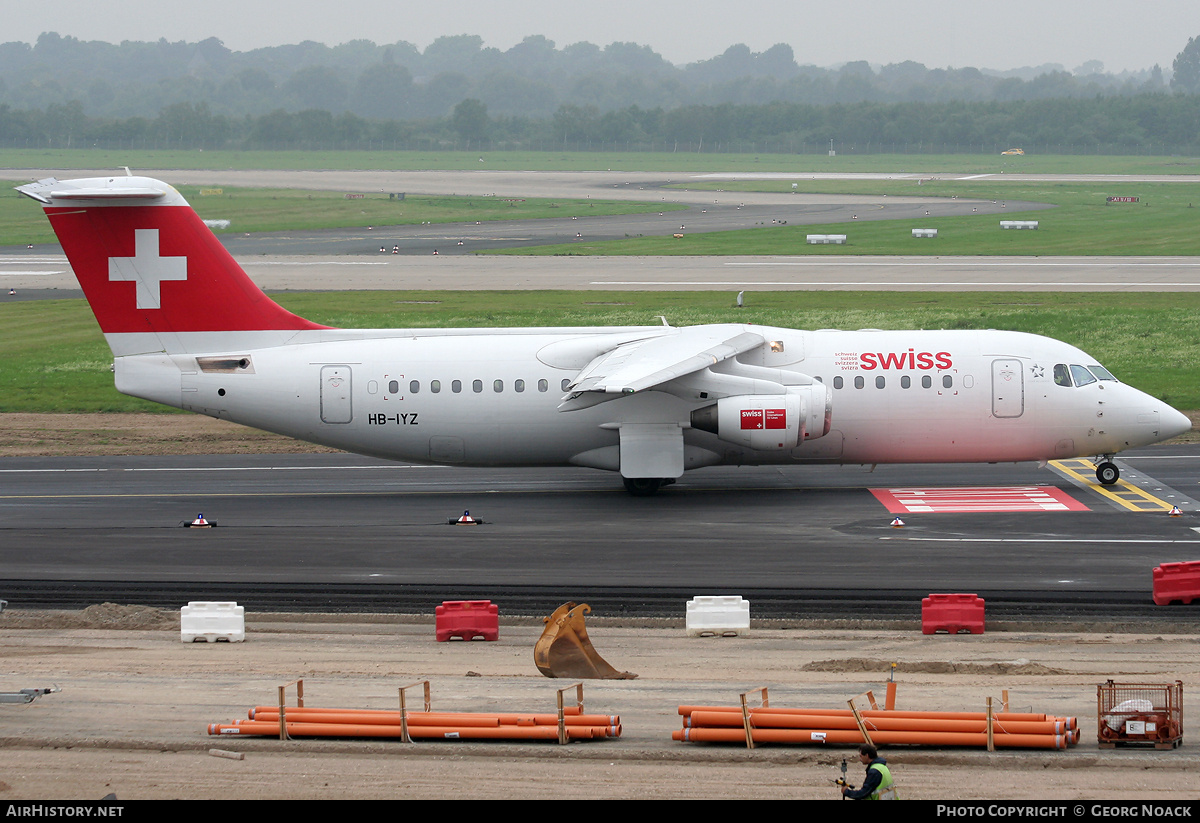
[870,485,1089,514]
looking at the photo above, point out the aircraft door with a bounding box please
[991,358,1023,418]
[320,365,353,423]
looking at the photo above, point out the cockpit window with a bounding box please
[1053,364,1072,387]
[1070,364,1097,387]
[1088,364,1118,382]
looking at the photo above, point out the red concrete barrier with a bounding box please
[435,600,499,641]
[1152,561,1200,605]
[922,593,985,634]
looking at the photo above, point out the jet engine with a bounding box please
[689,384,831,450]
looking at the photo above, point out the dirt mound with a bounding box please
[804,658,1068,675]
[3,603,178,630]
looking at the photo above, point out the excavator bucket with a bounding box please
[534,602,638,680]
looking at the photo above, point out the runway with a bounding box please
[2,447,1199,620]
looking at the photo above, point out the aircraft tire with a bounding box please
[623,477,665,496]
[1095,461,1120,485]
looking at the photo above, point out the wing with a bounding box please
[560,325,766,410]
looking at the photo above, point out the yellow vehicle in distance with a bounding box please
[1001,148,1026,155]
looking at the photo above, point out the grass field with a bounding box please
[2,290,1197,413]
[496,178,1200,257]
[1,148,1198,175]
[0,182,684,246]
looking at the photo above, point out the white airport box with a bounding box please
[912,228,937,238]
[686,595,751,637]
[805,234,847,245]
[181,601,245,643]
[1000,220,1039,230]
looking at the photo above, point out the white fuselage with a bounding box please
[111,323,1186,472]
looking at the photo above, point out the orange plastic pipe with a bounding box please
[672,727,1067,749]
[210,721,613,740]
[679,705,1054,722]
[254,705,583,718]
[686,710,1064,736]
[250,708,617,728]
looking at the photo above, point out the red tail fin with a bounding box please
[18,176,326,336]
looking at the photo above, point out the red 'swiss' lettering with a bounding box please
[859,350,952,370]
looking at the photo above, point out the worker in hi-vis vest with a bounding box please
[841,744,897,800]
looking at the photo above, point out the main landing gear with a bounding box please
[1095,458,1120,486]
[622,477,676,496]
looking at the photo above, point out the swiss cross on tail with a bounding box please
[108,229,186,309]
[16,175,327,337]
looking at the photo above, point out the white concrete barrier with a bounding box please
[806,234,847,245]
[912,228,938,238]
[1000,221,1039,229]
[686,595,750,637]
[181,601,245,643]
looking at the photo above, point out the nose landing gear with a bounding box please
[1095,458,1120,485]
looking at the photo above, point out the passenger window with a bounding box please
[409,380,419,393]
[875,376,885,389]
[561,379,570,391]
[431,380,441,393]
[388,380,399,394]
[494,380,504,393]
[854,376,864,389]
[1053,364,1072,387]
[538,379,548,392]
[452,380,462,393]
[833,376,843,389]
[942,375,953,388]
[472,380,483,393]
[1070,364,1097,387]
[515,379,525,393]
[901,375,911,389]
[922,376,932,388]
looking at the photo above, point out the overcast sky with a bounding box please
[1,0,1195,74]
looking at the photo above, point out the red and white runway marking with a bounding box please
[870,485,1089,514]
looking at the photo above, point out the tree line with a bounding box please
[2,94,1198,156]
[0,31,1184,124]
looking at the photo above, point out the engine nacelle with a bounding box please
[690,385,832,451]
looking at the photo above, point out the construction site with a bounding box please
[1,602,1198,801]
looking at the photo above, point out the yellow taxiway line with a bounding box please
[1049,459,1176,512]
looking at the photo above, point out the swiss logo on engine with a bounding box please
[741,409,786,429]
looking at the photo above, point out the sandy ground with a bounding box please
[0,606,1198,801]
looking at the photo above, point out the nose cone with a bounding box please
[1162,405,1193,441]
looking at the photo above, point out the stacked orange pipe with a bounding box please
[675,705,1078,750]
[208,704,620,742]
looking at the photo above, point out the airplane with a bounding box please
[17,173,1192,495]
